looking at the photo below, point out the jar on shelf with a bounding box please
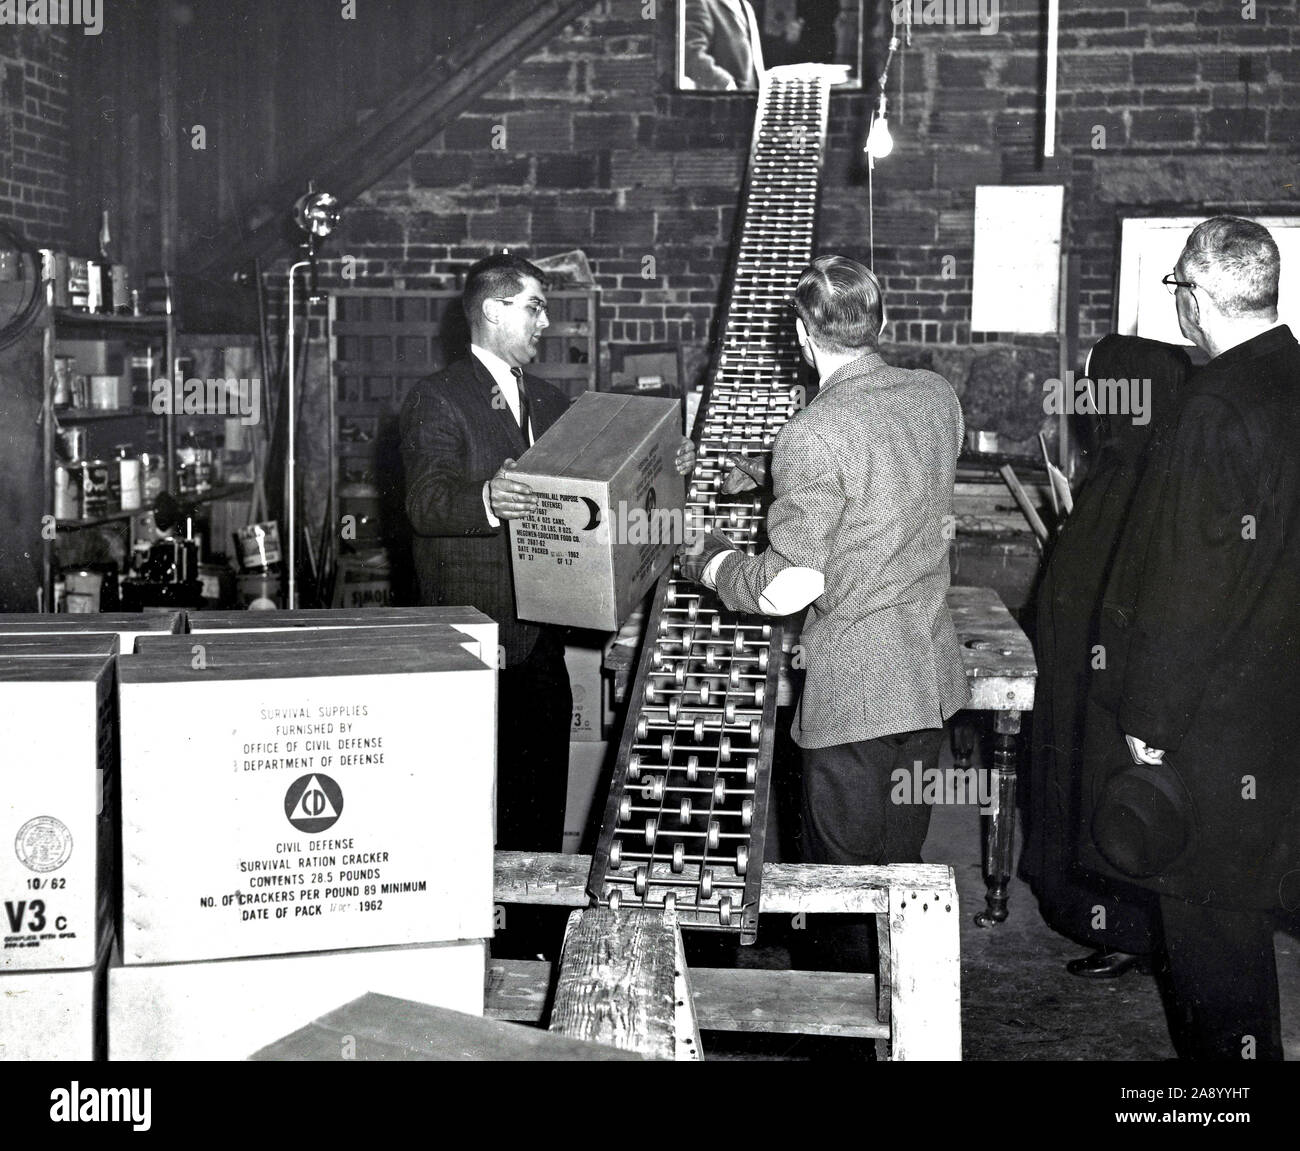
[117,446,142,512]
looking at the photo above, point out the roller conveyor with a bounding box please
[586,66,834,944]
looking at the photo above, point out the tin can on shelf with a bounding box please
[52,355,76,408]
[90,374,120,411]
[81,459,112,519]
[56,425,86,463]
[54,463,81,521]
[117,447,142,511]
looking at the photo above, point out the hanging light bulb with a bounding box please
[865,94,893,160]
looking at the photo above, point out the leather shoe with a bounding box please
[1066,949,1152,979]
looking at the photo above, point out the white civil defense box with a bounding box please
[0,927,111,1060]
[0,656,115,971]
[107,939,484,1060]
[117,642,496,964]
[509,391,684,631]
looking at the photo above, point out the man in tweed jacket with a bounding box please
[683,256,969,963]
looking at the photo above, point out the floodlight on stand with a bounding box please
[284,183,342,611]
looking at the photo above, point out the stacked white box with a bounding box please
[0,610,183,657]
[110,624,499,1060]
[107,939,484,1061]
[117,637,497,964]
[0,651,117,1060]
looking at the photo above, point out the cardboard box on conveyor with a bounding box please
[508,391,684,632]
[117,626,497,965]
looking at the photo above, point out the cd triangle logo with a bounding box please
[284,773,344,833]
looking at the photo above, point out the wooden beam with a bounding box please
[886,871,962,1060]
[493,850,957,915]
[486,960,888,1039]
[250,991,646,1061]
[548,908,679,1060]
[183,0,598,278]
[671,915,702,1061]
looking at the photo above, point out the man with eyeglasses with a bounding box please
[401,253,696,875]
[1079,216,1300,1060]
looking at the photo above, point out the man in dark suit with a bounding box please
[400,254,573,854]
[684,0,765,91]
[681,256,970,969]
[401,253,697,858]
[1082,217,1300,1060]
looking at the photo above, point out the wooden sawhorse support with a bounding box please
[489,852,961,1060]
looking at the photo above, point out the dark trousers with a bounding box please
[797,727,946,971]
[1158,895,1283,1062]
[495,628,571,852]
[492,629,571,960]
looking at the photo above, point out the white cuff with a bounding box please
[757,566,825,615]
[483,481,500,528]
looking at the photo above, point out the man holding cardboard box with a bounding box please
[401,254,573,856]
[680,255,970,971]
[401,254,696,859]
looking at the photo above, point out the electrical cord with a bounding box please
[0,223,46,352]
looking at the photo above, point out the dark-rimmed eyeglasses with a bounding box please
[1161,274,1196,296]
[492,297,549,319]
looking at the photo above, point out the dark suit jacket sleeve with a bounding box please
[1119,395,1257,752]
[714,422,844,614]
[684,1,736,90]
[400,383,496,537]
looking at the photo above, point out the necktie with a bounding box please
[512,367,531,447]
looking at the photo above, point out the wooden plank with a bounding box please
[671,913,703,1061]
[250,992,645,1061]
[494,851,956,915]
[484,958,887,1039]
[886,871,962,1060]
[485,959,552,1023]
[548,908,677,1060]
[693,969,886,1039]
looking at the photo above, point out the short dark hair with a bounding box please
[793,255,884,354]
[1181,216,1280,318]
[462,253,548,325]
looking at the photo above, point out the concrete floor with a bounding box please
[693,735,1300,1061]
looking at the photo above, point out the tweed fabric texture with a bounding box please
[714,350,971,748]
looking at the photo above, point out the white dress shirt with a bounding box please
[474,344,533,527]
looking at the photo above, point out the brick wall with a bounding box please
[0,26,71,246]
[292,0,1297,440]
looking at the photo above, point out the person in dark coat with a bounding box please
[1022,335,1192,976]
[1078,216,1300,1061]
[401,254,575,856]
[401,253,697,858]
